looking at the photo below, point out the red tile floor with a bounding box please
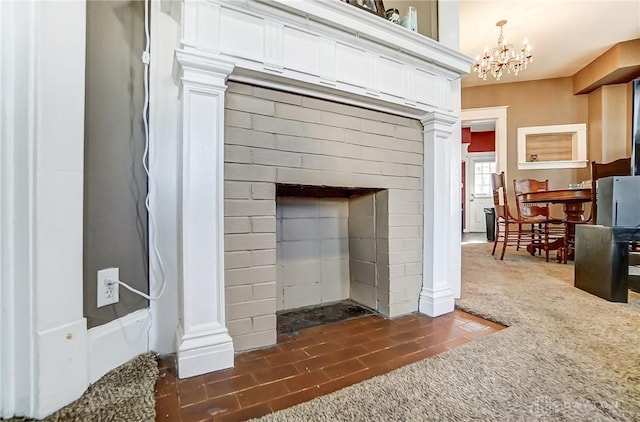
[155,309,503,422]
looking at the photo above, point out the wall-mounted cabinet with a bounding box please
[517,123,588,169]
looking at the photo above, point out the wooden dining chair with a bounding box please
[513,178,564,262]
[491,172,527,260]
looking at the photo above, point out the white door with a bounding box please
[467,155,496,232]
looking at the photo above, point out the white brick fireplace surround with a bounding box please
[165,0,472,378]
[226,84,426,351]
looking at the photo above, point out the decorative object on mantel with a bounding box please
[343,0,386,18]
[473,20,533,81]
[399,6,418,32]
[385,8,400,23]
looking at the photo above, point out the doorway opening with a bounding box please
[466,154,496,233]
[461,106,508,234]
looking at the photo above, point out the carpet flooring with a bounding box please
[256,243,640,421]
[3,353,158,422]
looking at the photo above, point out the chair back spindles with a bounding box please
[490,172,535,260]
[513,179,552,220]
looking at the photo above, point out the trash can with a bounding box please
[483,208,495,241]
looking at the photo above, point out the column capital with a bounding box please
[173,49,235,89]
[420,110,458,125]
[420,111,459,136]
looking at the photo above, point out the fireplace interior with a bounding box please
[276,184,387,318]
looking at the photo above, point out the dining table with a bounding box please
[516,187,592,262]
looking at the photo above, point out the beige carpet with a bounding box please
[257,243,640,421]
[2,353,158,422]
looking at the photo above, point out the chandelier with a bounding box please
[473,20,533,81]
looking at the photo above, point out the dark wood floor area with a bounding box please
[155,309,503,422]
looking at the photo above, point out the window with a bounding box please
[474,161,496,196]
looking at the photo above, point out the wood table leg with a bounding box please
[561,201,586,263]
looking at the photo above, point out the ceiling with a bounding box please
[459,0,640,88]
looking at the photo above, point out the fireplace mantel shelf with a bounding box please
[176,0,473,120]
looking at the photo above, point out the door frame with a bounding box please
[464,152,496,232]
[461,106,508,175]
[461,106,508,233]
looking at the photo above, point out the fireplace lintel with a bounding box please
[276,184,382,199]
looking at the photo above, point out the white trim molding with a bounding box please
[1,0,89,418]
[461,106,508,176]
[179,0,472,120]
[461,143,471,161]
[160,0,181,23]
[88,310,151,384]
[1,2,35,416]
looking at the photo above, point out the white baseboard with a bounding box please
[88,309,151,384]
[35,318,88,419]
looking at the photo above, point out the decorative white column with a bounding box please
[173,49,235,378]
[420,112,459,316]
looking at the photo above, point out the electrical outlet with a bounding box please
[97,267,119,308]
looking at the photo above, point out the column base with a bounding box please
[419,288,455,317]
[175,324,234,379]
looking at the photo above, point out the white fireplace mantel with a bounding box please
[178,0,472,120]
[170,0,472,378]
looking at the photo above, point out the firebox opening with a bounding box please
[276,299,375,335]
[275,184,388,330]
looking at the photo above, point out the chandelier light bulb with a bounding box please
[472,19,534,82]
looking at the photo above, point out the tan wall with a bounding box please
[588,88,604,164]
[462,77,590,190]
[602,84,631,162]
[588,84,632,164]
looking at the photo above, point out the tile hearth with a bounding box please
[155,310,503,421]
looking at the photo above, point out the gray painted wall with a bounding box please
[84,0,148,328]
